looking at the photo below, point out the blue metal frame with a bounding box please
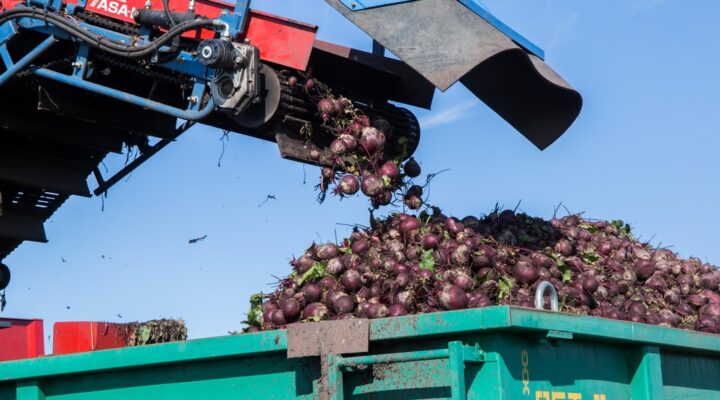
[0,34,57,85]
[0,0,232,120]
[457,0,544,59]
[32,67,216,120]
[338,0,544,59]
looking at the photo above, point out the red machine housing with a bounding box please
[0,318,45,361]
[0,0,319,71]
[53,321,128,355]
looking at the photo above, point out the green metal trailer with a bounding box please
[0,306,718,399]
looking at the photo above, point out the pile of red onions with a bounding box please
[293,76,424,209]
[245,209,720,334]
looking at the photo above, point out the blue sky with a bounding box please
[4,0,720,346]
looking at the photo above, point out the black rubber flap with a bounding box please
[324,0,582,149]
[460,51,582,149]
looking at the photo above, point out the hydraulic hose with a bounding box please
[0,7,216,58]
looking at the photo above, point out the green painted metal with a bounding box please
[328,341,486,400]
[1,306,720,399]
[630,346,664,399]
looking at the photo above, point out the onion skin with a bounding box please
[696,316,719,333]
[326,257,346,276]
[404,195,423,210]
[319,277,337,290]
[361,174,384,197]
[388,304,408,317]
[359,127,385,155]
[367,303,389,319]
[444,218,464,236]
[302,284,322,303]
[379,161,400,180]
[555,239,573,257]
[271,309,287,326]
[419,269,434,279]
[295,255,315,274]
[582,277,599,293]
[422,234,439,250]
[281,298,301,320]
[439,285,468,310]
[341,270,363,291]
[338,134,357,151]
[351,239,369,255]
[634,260,655,281]
[403,158,421,178]
[317,98,333,114]
[330,139,347,156]
[400,217,421,234]
[514,259,539,285]
[700,273,719,290]
[371,192,393,208]
[302,303,329,320]
[339,175,360,195]
[308,149,321,161]
[262,302,279,314]
[317,244,339,260]
[333,295,355,315]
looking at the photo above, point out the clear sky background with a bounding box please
[3,0,720,348]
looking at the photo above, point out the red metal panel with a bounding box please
[0,318,44,361]
[57,0,318,69]
[1,0,24,9]
[244,10,317,71]
[53,321,126,355]
[4,0,318,69]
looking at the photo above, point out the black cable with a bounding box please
[161,0,178,27]
[0,7,214,58]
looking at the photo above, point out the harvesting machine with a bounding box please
[0,0,581,288]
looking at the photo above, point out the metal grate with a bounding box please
[0,187,70,261]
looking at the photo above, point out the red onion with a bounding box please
[359,127,385,155]
[333,295,355,314]
[388,304,408,317]
[317,243,339,260]
[302,302,329,320]
[634,259,655,281]
[330,139,347,156]
[403,158,421,177]
[514,258,539,284]
[696,316,718,333]
[351,239,369,255]
[271,309,287,325]
[338,133,357,151]
[316,98,333,114]
[378,161,399,180]
[366,303,389,319]
[399,217,420,233]
[361,174,384,197]
[555,239,573,257]
[439,284,468,310]
[339,175,360,195]
[302,284,322,303]
[341,270,362,291]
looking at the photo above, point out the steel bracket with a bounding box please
[286,319,370,358]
